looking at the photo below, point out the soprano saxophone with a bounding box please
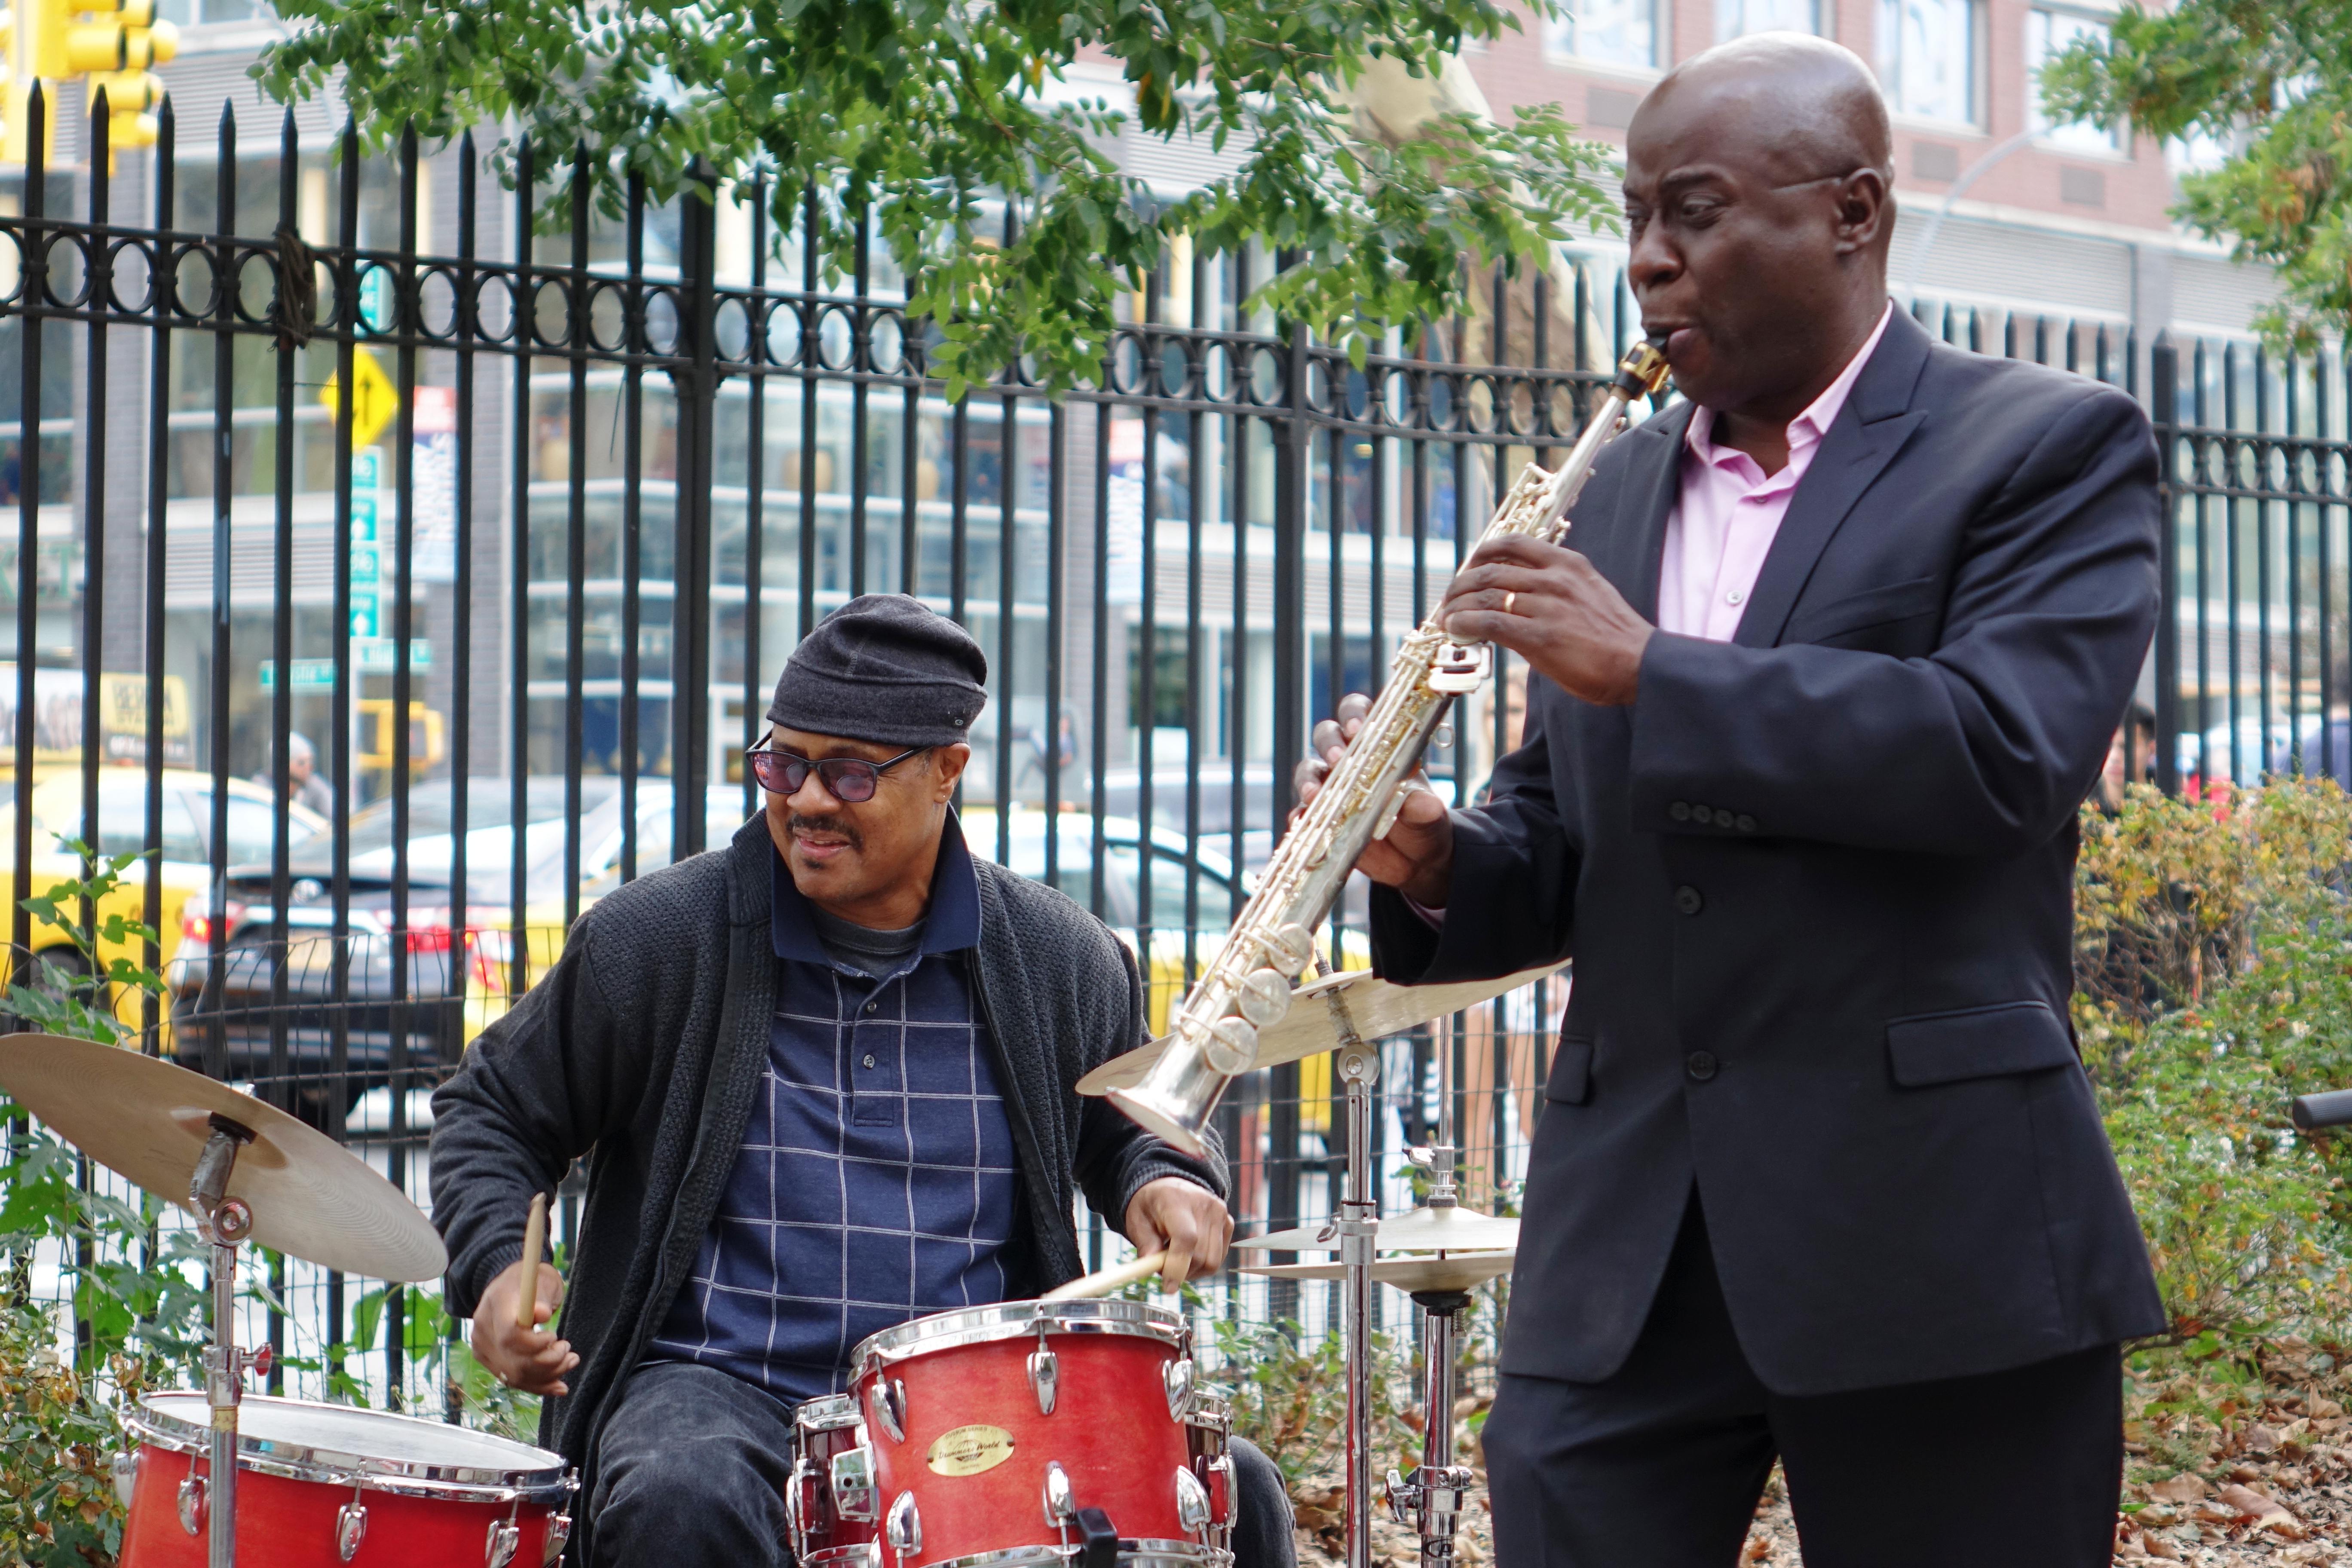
[1106,337,1672,1155]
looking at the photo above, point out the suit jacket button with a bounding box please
[1686,1051,1718,1082]
[1674,885,1703,916]
[1736,814,1757,832]
[1669,801,1691,822]
[1691,805,1713,825]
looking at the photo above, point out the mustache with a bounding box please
[788,813,864,851]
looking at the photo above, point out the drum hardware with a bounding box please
[884,1490,923,1564]
[484,1500,522,1568]
[177,1457,205,1537]
[1043,1460,1077,1530]
[191,1112,257,1568]
[873,1378,909,1442]
[832,1446,880,1520]
[540,1511,571,1566]
[1383,1289,1477,1568]
[334,1477,368,1561]
[1173,1466,1213,1535]
[1162,1356,1195,1420]
[111,1450,138,1509]
[1028,1321,1059,1415]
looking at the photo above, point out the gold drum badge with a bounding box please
[925,1424,1017,1477]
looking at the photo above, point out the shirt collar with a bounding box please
[770,806,983,964]
[1684,301,1895,466]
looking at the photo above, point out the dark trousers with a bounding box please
[589,1360,1298,1568]
[1482,1198,2123,1568]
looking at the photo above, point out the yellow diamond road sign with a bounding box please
[321,348,398,450]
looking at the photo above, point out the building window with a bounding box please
[1717,0,1822,43]
[1547,0,1663,71]
[2027,8,2122,153]
[1876,0,1977,126]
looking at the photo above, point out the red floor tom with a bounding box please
[848,1299,1228,1568]
[116,1392,575,1568]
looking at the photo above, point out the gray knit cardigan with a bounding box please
[429,812,1225,1535]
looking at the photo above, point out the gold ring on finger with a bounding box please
[1503,591,1518,616]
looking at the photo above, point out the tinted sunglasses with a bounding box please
[746,744,927,803]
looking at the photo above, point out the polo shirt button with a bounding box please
[1736,814,1757,833]
[1669,801,1691,822]
[1674,885,1703,915]
[862,1054,876,1069]
[1687,1051,1718,1081]
[864,1001,878,1015]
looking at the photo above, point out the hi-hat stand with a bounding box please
[1318,986,1381,1568]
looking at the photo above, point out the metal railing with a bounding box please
[0,88,2333,1413]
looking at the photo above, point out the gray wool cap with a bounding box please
[767,594,989,747]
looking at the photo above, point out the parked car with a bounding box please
[168,776,741,1120]
[0,768,327,1029]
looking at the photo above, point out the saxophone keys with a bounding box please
[1264,923,1316,974]
[1204,1018,1258,1075]
[1427,642,1491,695]
[1238,969,1292,1027]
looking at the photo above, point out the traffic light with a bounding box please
[0,0,174,165]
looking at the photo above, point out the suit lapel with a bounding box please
[1733,309,1935,649]
[1579,402,1690,623]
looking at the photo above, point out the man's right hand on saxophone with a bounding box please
[1291,528,1657,912]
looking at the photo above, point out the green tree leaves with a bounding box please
[253,0,1616,392]
[2038,1,2352,350]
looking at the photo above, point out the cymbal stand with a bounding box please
[190,1112,267,1568]
[1387,1288,1475,1568]
[1317,986,1380,1568]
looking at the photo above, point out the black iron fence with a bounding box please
[0,90,2338,1411]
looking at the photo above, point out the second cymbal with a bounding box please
[1236,1202,1520,1254]
[1241,1251,1516,1293]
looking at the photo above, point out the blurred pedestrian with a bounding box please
[257,732,334,817]
[2095,700,2156,812]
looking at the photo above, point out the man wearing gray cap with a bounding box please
[431,595,1295,1566]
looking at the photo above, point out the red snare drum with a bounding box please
[848,1300,1226,1568]
[789,1392,881,1567]
[116,1393,575,1568]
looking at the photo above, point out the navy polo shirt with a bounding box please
[644,821,1019,1402]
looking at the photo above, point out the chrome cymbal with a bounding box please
[1076,962,1565,1095]
[1241,1250,1515,1293]
[1234,1202,1520,1254]
[0,1033,447,1282]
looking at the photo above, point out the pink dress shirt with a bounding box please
[1654,303,1894,642]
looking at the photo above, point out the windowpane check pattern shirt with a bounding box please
[646,822,1018,1403]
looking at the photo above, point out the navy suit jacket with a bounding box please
[1370,308,2168,1396]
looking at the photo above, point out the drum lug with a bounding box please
[1027,1344,1058,1415]
[873,1378,908,1444]
[1042,1460,1076,1531]
[109,1451,136,1510]
[831,1444,880,1521]
[542,1511,572,1567]
[1163,1356,1195,1420]
[884,1490,922,1564]
[486,1505,523,1568]
[1174,1465,1212,1534]
[176,1463,205,1537]
[336,1499,368,1561]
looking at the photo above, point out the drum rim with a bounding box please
[914,1539,1225,1568]
[796,1392,864,1429]
[123,1392,576,1503]
[851,1298,1188,1367]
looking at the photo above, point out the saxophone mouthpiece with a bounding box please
[1613,337,1674,400]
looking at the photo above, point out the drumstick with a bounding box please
[514,1191,548,1331]
[1040,1249,1169,1302]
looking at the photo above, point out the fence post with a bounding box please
[2153,334,2181,796]
[673,162,719,858]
